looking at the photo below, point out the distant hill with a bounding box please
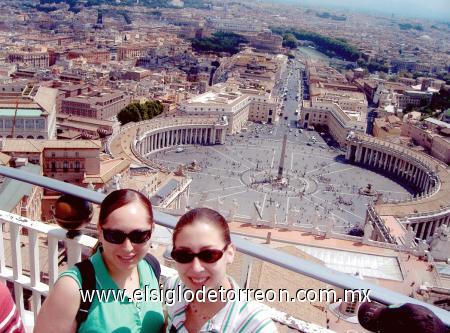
[39,0,211,11]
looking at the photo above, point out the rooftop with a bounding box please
[0,108,42,117]
[1,139,103,153]
[187,90,246,106]
[0,163,41,212]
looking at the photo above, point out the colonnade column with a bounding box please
[363,147,369,164]
[420,222,428,240]
[211,128,216,144]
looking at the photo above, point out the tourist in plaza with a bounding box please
[165,207,277,332]
[34,189,164,333]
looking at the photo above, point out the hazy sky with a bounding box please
[274,0,450,21]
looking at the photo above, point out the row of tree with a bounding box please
[316,12,347,21]
[117,101,164,125]
[399,23,423,31]
[191,31,248,55]
[271,27,360,61]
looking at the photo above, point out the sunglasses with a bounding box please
[102,228,152,244]
[171,244,229,264]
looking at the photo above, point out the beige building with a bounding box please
[180,83,251,134]
[213,51,286,92]
[67,49,110,64]
[300,101,367,145]
[401,118,450,164]
[245,31,283,54]
[243,88,278,124]
[0,139,111,220]
[56,114,113,140]
[61,89,130,120]
[7,46,49,68]
[0,87,58,140]
[117,43,154,61]
[42,140,102,186]
[304,62,368,140]
[372,115,402,139]
[180,82,280,133]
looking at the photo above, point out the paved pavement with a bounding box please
[154,122,411,233]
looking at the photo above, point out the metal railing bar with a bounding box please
[1,165,449,326]
[0,166,105,204]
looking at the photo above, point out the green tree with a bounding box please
[282,33,298,49]
[191,31,248,55]
[271,27,360,61]
[117,101,164,125]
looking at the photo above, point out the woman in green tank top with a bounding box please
[34,189,164,333]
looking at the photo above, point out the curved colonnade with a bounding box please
[346,134,450,242]
[133,116,228,157]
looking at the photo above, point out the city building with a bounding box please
[117,43,154,61]
[67,49,110,64]
[401,118,450,164]
[180,83,251,134]
[61,89,130,120]
[0,86,58,140]
[0,162,42,221]
[397,90,433,109]
[56,113,113,140]
[245,31,283,54]
[372,115,402,139]
[7,46,50,68]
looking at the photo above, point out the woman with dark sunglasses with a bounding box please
[35,189,164,333]
[165,207,277,332]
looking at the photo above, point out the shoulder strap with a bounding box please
[74,259,96,329]
[144,253,161,281]
[73,254,159,329]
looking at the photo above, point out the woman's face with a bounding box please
[98,202,152,273]
[174,220,235,291]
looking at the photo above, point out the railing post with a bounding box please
[28,229,41,318]
[66,238,82,267]
[47,235,59,288]
[10,223,25,320]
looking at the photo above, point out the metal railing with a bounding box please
[1,165,450,327]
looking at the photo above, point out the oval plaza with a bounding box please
[109,94,450,249]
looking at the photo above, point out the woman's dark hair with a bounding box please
[99,189,154,226]
[92,189,153,254]
[173,208,231,246]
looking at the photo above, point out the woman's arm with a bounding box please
[33,276,81,333]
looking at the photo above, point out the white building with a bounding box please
[180,82,279,133]
[180,83,251,134]
[0,86,57,139]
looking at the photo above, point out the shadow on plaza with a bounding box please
[353,162,418,195]
[323,149,417,195]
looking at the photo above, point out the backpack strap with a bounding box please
[74,259,96,330]
[73,254,160,329]
[144,253,161,281]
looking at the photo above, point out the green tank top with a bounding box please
[59,250,164,333]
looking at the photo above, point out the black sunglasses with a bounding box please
[102,228,152,244]
[171,244,229,264]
